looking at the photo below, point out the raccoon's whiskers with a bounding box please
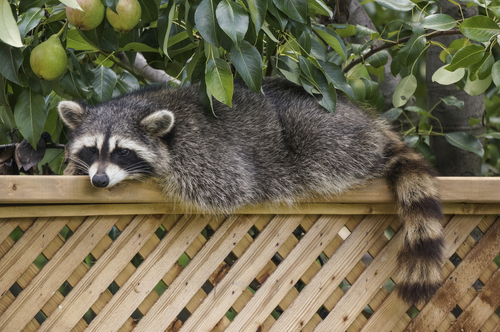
[67,157,90,173]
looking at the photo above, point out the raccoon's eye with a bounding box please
[118,148,130,156]
[88,147,97,154]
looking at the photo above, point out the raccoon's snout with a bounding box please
[92,173,110,188]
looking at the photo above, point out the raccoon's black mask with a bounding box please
[58,100,173,187]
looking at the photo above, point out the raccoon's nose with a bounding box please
[92,174,109,188]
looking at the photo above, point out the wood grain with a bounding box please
[1,176,499,204]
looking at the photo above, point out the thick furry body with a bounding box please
[59,78,444,304]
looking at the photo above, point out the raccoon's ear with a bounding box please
[141,110,175,137]
[58,101,87,130]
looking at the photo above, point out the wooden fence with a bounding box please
[0,176,499,332]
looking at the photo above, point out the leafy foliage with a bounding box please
[0,0,499,175]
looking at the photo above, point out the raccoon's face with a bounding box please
[58,100,174,188]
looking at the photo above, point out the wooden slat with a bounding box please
[1,176,500,204]
[361,215,496,332]
[3,203,500,219]
[132,214,258,332]
[0,217,68,299]
[266,214,395,332]
[178,214,304,332]
[313,213,464,332]
[406,216,500,332]
[226,215,348,332]
[0,215,120,332]
[37,214,163,332]
[0,218,27,244]
[446,268,500,332]
[86,214,213,332]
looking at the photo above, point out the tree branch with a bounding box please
[343,29,463,73]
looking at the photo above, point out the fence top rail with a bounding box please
[0,176,498,205]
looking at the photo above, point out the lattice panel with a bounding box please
[0,213,499,332]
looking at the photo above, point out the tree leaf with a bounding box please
[66,30,99,51]
[460,15,500,42]
[59,0,83,10]
[92,66,118,102]
[432,65,465,85]
[445,132,484,158]
[246,0,267,32]
[441,96,464,110]
[114,72,140,97]
[463,74,492,96]
[0,0,23,47]
[366,50,389,68]
[195,0,222,47]
[14,89,48,149]
[492,60,500,89]
[381,108,403,123]
[158,2,176,56]
[393,75,417,108]
[137,0,160,23]
[445,44,485,71]
[397,31,426,67]
[419,14,456,31]
[317,59,353,98]
[318,82,337,113]
[216,0,249,49]
[469,53,495,81]
[307,0,332,18]
[0,42,23,85]
[120,42,159,52]
[230,40,263,93]
[273,0,307,24]
[205,58,233,106]
[375,0,415,11]
[17,8,45,38]
[313,26,347,61]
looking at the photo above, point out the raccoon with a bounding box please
[58,77,443,305]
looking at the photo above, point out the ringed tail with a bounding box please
[384,138,444,304]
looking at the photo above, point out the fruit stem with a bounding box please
[55,21,68,38]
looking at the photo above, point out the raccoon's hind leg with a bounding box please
[384,138,444,304]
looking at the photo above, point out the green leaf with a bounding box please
[314,26,347,61]
[393,75,417,108]
[460,15,500,42]
[14,89,47,149]
[492,60,500,89]
[17,8,45,38]
[216,0,249,49]
[405,106,439,121]
[92,66,118,102]
[138,0,161,23]
[106,0,119,13]
[360,77,379,100]
[246,0,267,32]
[318,83,337,113]
[355,25,377,37]
[121,42,159,52]
[420,14,456,31]
[381,108,403,123]
[273,0,307,24]
[195,0,222,47]
[66,30,99,51]
[158,2,176,56]
[463,74,492,96]
[114,72,139,97]
[441,96,464,110]
[445,44,485,71]
[307,0,332,18]
[205,58,233,106]
[366,50,389,68]
[0,0,23,47]
[432,65,465,85]
[317,59,353,98]
[375,0,415,11]
[397,31,426,67]
[0,42,23,85]
[445,132,484,158]
[469,53,495,81]
[59,0,83,10]
[230,40,263,93]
